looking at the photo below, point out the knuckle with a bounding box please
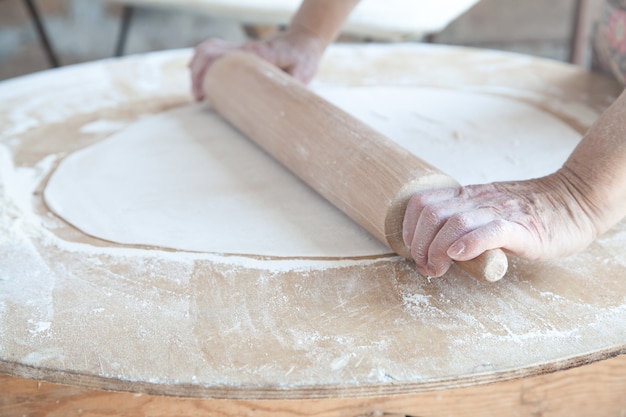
[196,39,225,54]
[448,212,471,231]
[428,241,449,261]
[421,205,444,225]
[409,192,431,208]
[410,242,428,263]
[490,218,509,235]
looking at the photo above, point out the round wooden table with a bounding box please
[1,44,625,416]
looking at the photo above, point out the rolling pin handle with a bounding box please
[456,249,508,283]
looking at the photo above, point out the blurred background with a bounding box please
[0,0,598,81]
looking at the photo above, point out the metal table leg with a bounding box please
[22,0,60,67]
[114,5,134,57]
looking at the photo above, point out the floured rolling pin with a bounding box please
[203,51,508,283]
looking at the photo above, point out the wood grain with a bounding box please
[2,354,625,417]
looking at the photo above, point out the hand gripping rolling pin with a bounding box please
[203,52,508,282]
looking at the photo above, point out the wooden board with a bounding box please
[0,44,625,409]
[2,354,626,416]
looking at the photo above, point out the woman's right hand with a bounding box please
[189,29,324,101]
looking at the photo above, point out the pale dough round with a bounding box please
[44,86,580,257]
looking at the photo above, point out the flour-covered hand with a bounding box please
[190,30,323,101]
[403,86,626,278]
[190,0,359,100]
[402,170,602,277]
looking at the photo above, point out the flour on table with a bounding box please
[44,87,580,257]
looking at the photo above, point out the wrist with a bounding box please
[287,0,358,51]
[285,23,328,57]
[547,166,605,238]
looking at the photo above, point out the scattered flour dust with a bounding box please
[401,291,443,318]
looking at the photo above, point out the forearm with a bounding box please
[560,87,626,236]
[288,0,360,49]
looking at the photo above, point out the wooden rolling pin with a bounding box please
[203,51,508,282]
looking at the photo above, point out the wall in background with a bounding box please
[0,0,588,81]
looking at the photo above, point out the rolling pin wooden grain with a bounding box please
[203,51,508,282]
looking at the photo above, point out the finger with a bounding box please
[189,41,220,100]
[190,40,240,101]
[188,40,220,70]
[242,41,275,64]
[409,202,460,276]
[403,187,459,251]
[189,53,212,101]
[446,219,527,261]
[427,209,494,277]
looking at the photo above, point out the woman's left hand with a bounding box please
[402,170,601,277]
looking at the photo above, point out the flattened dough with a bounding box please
[44,87,580,257]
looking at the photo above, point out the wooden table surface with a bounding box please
[1,44,625,416]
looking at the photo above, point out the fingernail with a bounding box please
[448,241,465,258]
